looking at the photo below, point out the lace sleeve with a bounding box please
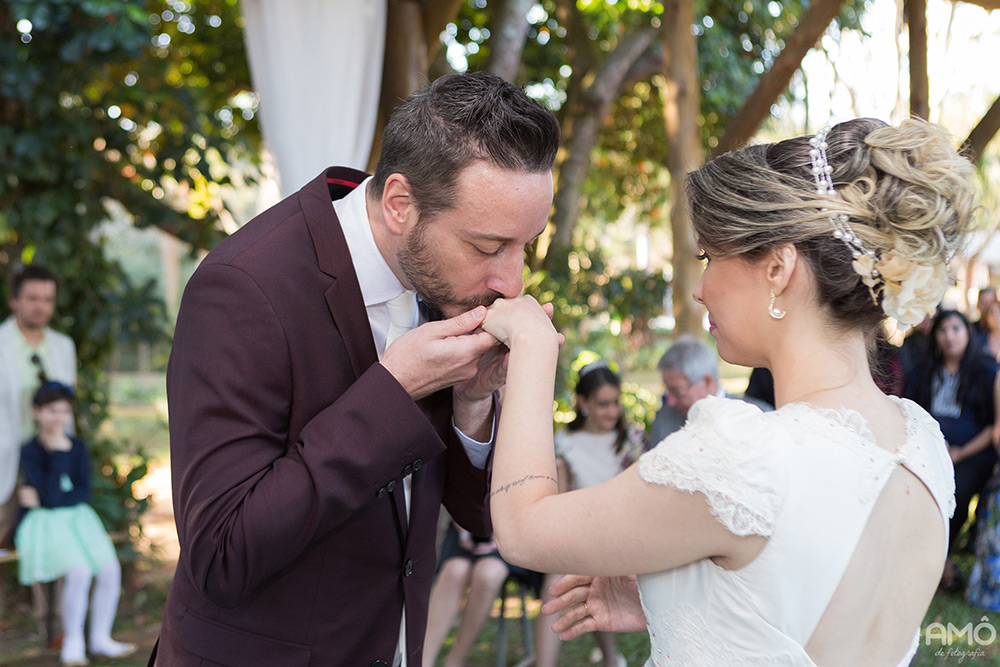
[637,396,786,537]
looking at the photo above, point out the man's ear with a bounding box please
[703,374,719,395]
[381,173,418,236]
[766,243,798,296]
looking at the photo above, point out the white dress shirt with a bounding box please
[332,177,493,665]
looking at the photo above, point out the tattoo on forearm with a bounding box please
[489,475,558,499]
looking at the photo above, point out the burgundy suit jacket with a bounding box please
[152,167,491,666]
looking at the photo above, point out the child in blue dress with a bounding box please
[15,382,135,666]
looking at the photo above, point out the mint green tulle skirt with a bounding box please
[14,504,116,585]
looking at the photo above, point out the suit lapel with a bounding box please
[301,168,379,377]
[300,169,417,542]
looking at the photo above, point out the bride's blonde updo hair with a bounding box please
[686,117,978,332]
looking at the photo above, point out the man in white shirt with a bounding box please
[0,264,77,546]
[152,72,560,667]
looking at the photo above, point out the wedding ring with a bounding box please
[582,601,590,618]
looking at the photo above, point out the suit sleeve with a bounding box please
[168,263,454,607]
[440,420,491,538]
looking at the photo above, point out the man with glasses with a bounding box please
[0,264,77,547]
[648,336,770,448]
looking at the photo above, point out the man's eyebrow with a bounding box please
[467,229,545,244]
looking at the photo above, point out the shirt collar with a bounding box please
[332,176,408,307]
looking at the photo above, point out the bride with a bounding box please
[481,118,977,665]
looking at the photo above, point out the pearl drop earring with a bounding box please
[768,289,786,320]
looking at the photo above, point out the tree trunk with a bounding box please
[961,93,1000,162]
[907,0,929,120]
[368,0,463,171]
[484,0,534,81]
[661,0,703,338]
[711,0,846,157]
[421,0,465,65]
[543,27,659,276]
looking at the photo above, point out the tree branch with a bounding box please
[961,93,1000,163]
[484,0,535,81]
[711,0,846,157]
[545,27,660,270]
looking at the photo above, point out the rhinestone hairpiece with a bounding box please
[809,126,880,301]
[578,359,610,379]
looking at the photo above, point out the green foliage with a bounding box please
[435,0,876,406]
[0,0,259,538]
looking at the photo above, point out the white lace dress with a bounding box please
[636,395,956,666]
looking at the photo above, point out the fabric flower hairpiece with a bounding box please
[811,126,947,328]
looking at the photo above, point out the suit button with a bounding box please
[412,458,423,471]
[371,661,389,667]
[403,558,414,577]
[376,487,386,499]
[403,464,414,476]
[386,479,395,493]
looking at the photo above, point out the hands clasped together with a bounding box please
[379,295,560,402]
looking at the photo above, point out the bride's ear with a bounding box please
[765,243,797,296]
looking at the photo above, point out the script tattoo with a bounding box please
[489,474,558,499]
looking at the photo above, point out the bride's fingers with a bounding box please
[540,583,589,615]
[547,574,592,599]
[550,599,591,633]
[554,610,599,641]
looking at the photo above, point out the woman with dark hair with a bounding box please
[481,118,975,665]
[905,310,998,591]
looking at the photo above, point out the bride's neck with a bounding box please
[769,328,878,409]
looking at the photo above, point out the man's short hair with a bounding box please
[656,336,719,384]
[370,71,560,220]
[12,264,59,298]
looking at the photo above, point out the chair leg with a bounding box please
[519,583,533,658]
[46,578,62,648]
[496,583,508,667]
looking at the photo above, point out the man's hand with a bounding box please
[542,574,646,640]
[380,306,499,401]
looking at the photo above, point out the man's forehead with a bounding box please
[662,369,691,387]
[20,280,56,293]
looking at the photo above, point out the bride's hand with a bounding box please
[542,574,646,640]
[482,295,558,347]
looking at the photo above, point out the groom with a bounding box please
[151,72,560,666]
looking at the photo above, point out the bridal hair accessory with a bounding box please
[768,289,786,320]
[810,127,879,274]
[579,359,610,379]
[809,126,948,328]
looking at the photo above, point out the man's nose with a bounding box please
[665,393,678,407]
[488,253,524,298]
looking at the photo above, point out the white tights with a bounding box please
[60,559,130,663]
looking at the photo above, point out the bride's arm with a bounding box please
[483,296,765,577]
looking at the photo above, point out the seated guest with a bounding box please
[423,519,509,667]
[649,337,771,447]
[905,309,998,591]
[973,286,996,344]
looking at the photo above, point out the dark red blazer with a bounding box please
[152,167,491,666]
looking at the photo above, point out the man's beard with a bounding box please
[397,222,501,317]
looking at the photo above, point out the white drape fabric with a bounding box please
[241,0,387,196]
